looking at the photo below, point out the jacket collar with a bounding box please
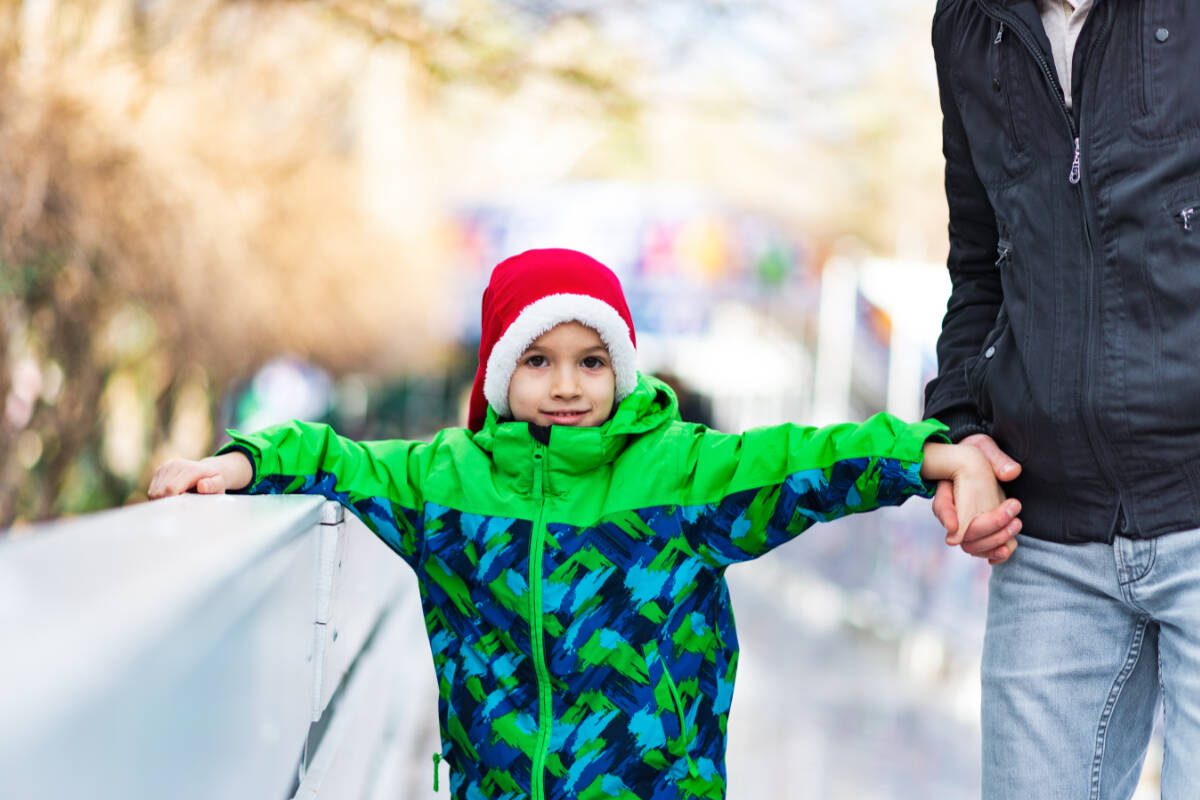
[975,0,1056,72]
[471,373,680,493]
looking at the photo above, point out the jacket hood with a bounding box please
[601,371,681,435]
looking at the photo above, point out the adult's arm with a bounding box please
[923,5,1004,443]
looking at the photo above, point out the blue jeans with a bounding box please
[982,529,1200,799]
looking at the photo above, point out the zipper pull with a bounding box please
[994,21,1005,45]
[432,752,441,792]
[1181,207,1196,232]
[995,243,1012,268]
[532,445,544,497]
[1068,137,1081,185]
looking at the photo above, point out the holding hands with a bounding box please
[149,434,1023,565]
[921,434,1022,565]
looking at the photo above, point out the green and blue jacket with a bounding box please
[223,374,945,800]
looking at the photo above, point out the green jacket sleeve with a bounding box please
[218,420,427,567]
[677,413,947,567]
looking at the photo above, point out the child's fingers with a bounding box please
[148,462,183,499]
[148,460,219,498]
[196,473,227,494]
[165,464,196,497]
[933,481,961,543]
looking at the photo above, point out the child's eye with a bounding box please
[581,356,607,369]
[524,354,547,367]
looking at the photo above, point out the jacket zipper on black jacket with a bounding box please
[977,1,1126,536]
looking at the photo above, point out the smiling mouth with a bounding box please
[542,410,589,423]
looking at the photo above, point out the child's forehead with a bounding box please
[524,321,608,350]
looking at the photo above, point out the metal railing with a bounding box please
[0,495,440,800]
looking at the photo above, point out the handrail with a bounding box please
[0,495,436,800]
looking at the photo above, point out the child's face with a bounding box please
[508,321,616,428]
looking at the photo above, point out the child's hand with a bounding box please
[147,453,252,499]
[921,442,1021,565]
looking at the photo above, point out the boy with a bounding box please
[150,248,1018,800]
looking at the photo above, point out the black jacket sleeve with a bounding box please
[923,5,1003,442]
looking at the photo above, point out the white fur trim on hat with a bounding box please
[484,293,637,418]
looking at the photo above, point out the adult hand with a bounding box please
[933,433,1022,562]
[960,498,1022,564]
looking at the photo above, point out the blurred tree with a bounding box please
[0,0,637,527]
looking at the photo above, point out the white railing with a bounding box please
[0,495,441,800]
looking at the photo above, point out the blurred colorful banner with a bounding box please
[450,182,810,338]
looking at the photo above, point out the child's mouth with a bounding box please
[543,410,588,424]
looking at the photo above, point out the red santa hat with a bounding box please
[467,248,638,432]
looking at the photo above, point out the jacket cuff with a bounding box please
[934,409,991,444]
[215,436,259,493]
[890,418,951,499]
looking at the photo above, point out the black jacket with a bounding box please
[924,0,1200,543]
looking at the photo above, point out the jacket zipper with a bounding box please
[529,442,552,799]
[1180,206,1196,232]
[979,2,1126,530]
[1075,7,1128,539]
[991,21,1026,151]
[995,239,1012,268]
[979,4,1075,179]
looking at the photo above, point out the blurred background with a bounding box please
[0,1,1161,798]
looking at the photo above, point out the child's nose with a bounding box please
[551,367,581,396]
